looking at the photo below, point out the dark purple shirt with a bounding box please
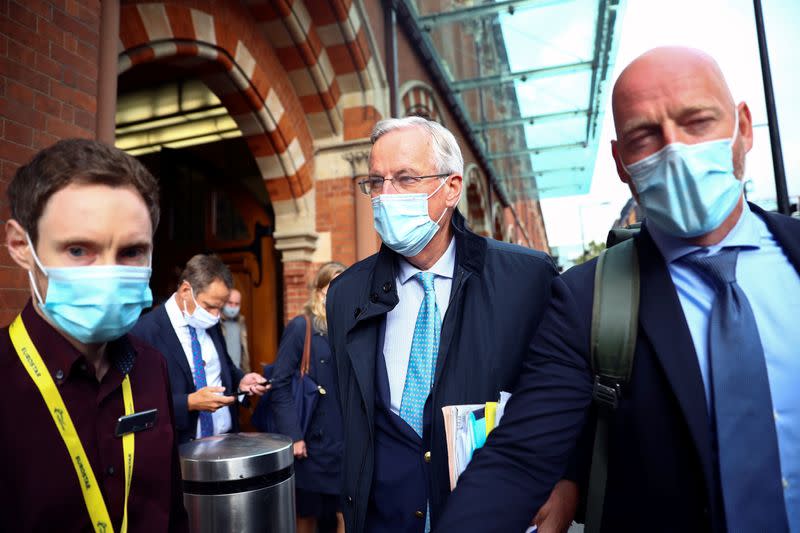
[0,301,188,532]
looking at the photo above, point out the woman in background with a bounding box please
[270,262,346,533]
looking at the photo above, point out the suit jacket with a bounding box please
[327,211,558,532]
[132,304,244,445]
[436,204,800,532]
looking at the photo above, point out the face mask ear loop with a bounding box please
[730,107,740,146]
[25,233,48,276]
[25,233,48,306]
[429,176,451,225]
[181,284,195,318]
[426,176,449,200]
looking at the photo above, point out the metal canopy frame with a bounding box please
[417,0,571,27]
[399,0,624,208]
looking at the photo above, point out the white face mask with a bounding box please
[183,286,220,330]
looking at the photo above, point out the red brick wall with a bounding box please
[0,0,101,323]
[316,176,357,267]
[282,260,313,322]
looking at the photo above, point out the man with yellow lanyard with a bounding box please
[0,139,188,532]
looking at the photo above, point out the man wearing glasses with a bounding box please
[326,116,579,533]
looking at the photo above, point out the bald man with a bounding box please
[435,47,799,532]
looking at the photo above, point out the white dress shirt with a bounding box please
[165,294,232,438]
[383,237,456,415]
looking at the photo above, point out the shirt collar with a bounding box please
[397,236,456,286]
[165,293,188,328]
[647,201,761,264]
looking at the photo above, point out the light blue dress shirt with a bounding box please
[648,203,799,530]
[384,237,455,415]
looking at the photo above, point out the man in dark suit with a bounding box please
[436,47,800,532]
[326,116,578,533]
[133,254,268,444]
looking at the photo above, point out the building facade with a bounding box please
[0,0,550,368]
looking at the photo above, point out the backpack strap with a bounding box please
[585,237,640,533]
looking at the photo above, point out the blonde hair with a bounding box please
[303,261,346,335]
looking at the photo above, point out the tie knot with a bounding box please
[415,271,436,293]
[682,248,739,288]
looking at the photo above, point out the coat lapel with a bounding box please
[752,202,800,274]
[345,247,399,429]
[209,325,233,391]
[155,305,194,387]
[635,229,716,491]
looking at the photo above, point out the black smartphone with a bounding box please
[224,380,271,396]
[115,408,158,437]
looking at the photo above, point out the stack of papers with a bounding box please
[442,391,512,490]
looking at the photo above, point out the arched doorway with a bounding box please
[117,69,282,373]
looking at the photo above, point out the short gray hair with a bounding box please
[178,254,233,293]
[370,116,464,175]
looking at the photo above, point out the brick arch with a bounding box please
[458,164,491,236]
[399,81,444,125]
[244,0,377,139]
[118,1,315,211]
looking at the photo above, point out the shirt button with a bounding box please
[415,510,424,519]
[774,410,779,421]
[783,478,790,490]
[424,451,431,463]
[107,466,115,476]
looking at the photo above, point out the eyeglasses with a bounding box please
[358,173,450,195]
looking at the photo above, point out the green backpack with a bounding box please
[585,224,641,533]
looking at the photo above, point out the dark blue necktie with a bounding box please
[683,249,789,531]
[188,325,214,438]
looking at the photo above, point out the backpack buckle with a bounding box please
[592,375,621,410]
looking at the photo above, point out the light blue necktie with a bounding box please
[188,325,214,438]
[683,249,789,531]
[400,272,441,437]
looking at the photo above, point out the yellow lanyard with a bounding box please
[10,315,134,533]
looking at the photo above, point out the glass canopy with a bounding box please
[404,0,625,201]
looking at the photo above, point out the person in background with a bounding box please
[221,288,250,372]
[132,254,268,444]
[0,139,188,531]
[270,261,347,533]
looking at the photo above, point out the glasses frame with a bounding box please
[358,172,451,196]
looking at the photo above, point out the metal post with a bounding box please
[384,0,399,118]
[96,0,120,144]
[753,0,790,215]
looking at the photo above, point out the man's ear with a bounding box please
[611,141,641,202]
[6,219,35,271]
[611,140,630,184]
[737,101,754,154]
[446,173,463,208]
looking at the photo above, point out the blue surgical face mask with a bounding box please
[27,235,153,344]
[622,110,742,238]
[183,287,220,330]
[372,178,449,257]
